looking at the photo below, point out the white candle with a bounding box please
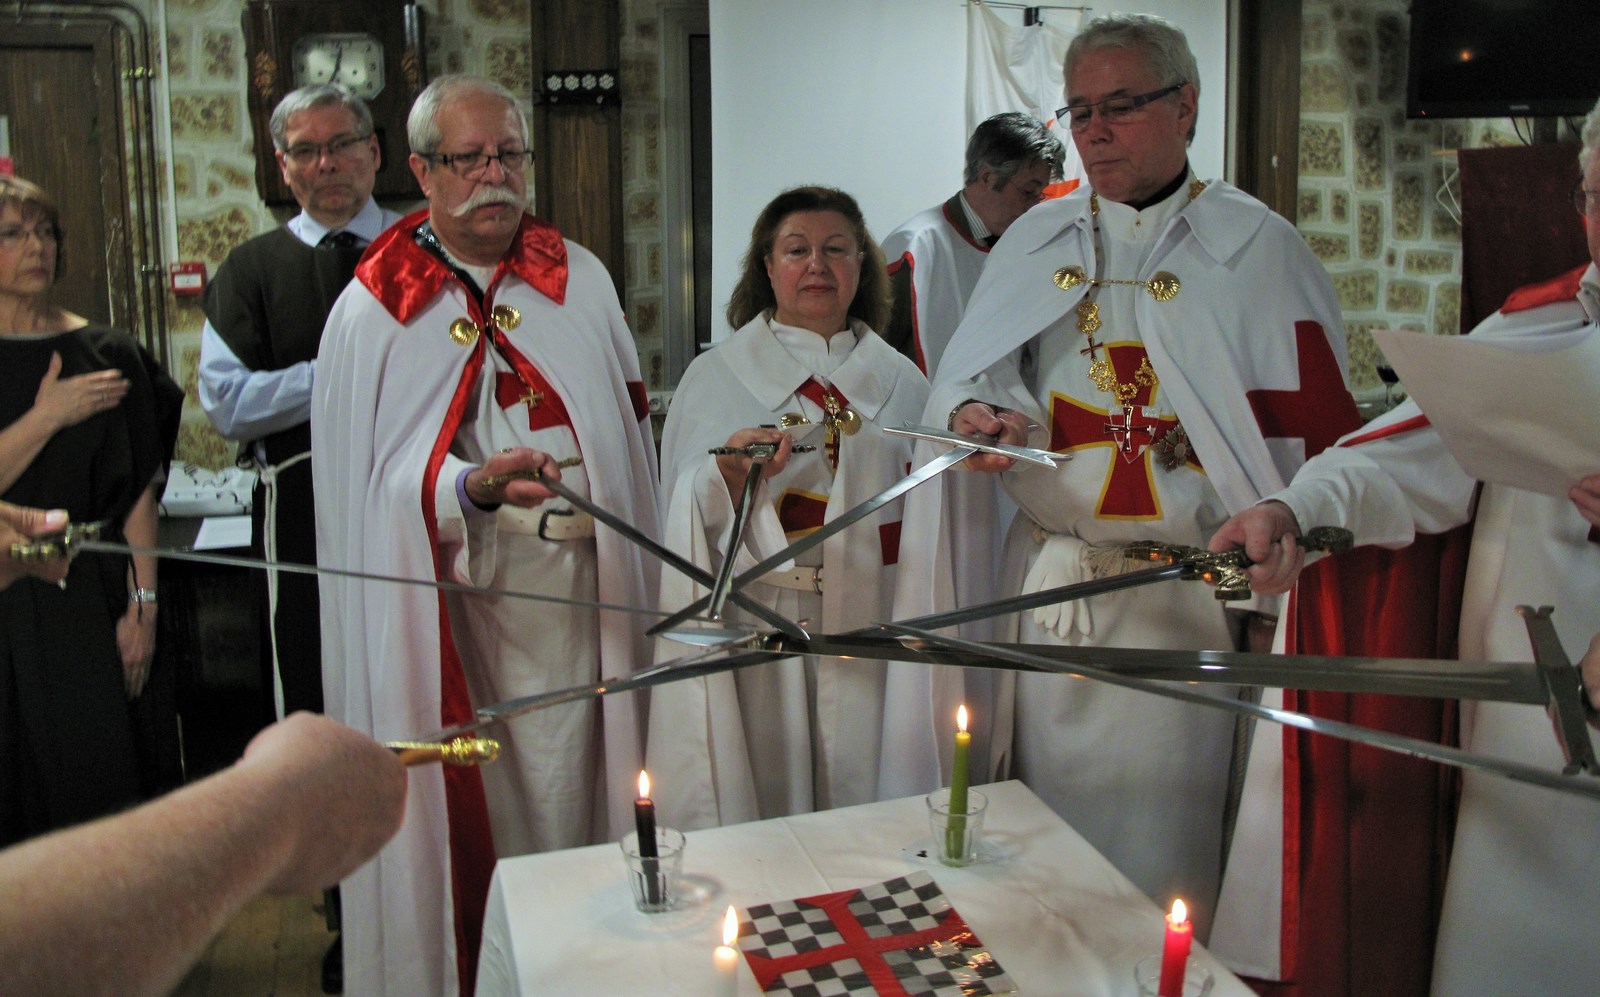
[713,905,739,997]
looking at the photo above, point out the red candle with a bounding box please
[1159,898,1193,996]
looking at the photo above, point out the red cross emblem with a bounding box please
[1047,343,1200,520]
[1246,320,1361,459]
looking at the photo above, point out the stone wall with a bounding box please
[1296,0,1520,390]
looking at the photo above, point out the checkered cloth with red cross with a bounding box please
[735,871,1016,997]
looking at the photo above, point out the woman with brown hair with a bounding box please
[0,174,182,845]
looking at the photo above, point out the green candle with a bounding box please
[946,705,971,860]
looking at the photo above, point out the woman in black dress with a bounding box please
[0,175,181,845]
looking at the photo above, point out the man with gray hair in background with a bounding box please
[197,82,402,994]
[313,74,659,997]
[880,111,1066,374]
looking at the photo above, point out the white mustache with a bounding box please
[451,186,526,217]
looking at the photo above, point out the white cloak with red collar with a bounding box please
[646,315,929,829]
[313,209,659,997]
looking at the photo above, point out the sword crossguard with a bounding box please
[1125,526,1355,601]
[7,520,106,564]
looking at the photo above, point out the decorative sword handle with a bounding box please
[385,736,501,767]
[1127,527,1355,601]
[7,520,107,563]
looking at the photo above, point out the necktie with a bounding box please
[982,234,999,249]
[318,230,361,249]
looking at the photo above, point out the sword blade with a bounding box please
[883,623,1600,802]
[884,423,1064,468]
[787,631,1548,704]
[645,444,979,637]
[416,641,790,742]
[532,472,809,640]
[709,458,766,621]
[77,540,665,619]
[894,562,1191,633]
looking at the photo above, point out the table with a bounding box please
[477,781,1253,995]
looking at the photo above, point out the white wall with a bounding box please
[709,0,1228,341]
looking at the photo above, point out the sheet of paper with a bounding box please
[1371,327,1600,497]
[193,515,252,551]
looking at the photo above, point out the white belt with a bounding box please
[760,565,824,594]
[257,449,311,721]
[496,505,596,541]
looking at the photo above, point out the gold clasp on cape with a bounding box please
[448,317,480,346]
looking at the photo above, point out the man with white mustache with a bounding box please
[312,74,660,997]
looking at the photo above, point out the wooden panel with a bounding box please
[1233,0,1302,220]
[530,0,624,291]
[0,28,124,328]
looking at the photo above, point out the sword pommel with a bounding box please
[1301,526,1354,554]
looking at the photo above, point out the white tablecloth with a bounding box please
[476,781,1253,996]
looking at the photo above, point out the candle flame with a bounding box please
[957,704,969,733]
[638,769,651,798]
[1170,898,1188,924]
[723,905,739,946]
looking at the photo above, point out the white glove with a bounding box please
[1020,530,1094,641]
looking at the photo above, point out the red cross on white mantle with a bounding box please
[1246,320,1362,459]
[1047,343,1200,520]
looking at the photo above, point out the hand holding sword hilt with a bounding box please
[8,519,106,564]
[385,736,501,766]
[476,455,584,491]
[1125,526,1355,601]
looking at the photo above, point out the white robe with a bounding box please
[313,212,660,997]
[646,315,929,829]
[1244,263,1600,996]
[885,177,1352,938]
[881,195,991,376]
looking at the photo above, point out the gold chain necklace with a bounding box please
[1053,183,1204,404]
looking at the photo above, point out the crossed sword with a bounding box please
[15,424,1599,800]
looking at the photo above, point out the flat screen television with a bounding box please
[1406,0,1600,119]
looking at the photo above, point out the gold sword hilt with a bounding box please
[1125,527,1354,601]
[477,455,584,490]
[7,520,107,563]
[385,736,501,767]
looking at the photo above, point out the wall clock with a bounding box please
[291,33,386,100]
[244,1,426,206]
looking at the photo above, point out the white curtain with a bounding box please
[965,1,1084,183]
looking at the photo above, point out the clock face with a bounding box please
[291,33,385,100]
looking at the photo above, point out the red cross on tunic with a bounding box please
[1246,320,1361,460]
[494,369,572,433]
[1047,343,1199,520]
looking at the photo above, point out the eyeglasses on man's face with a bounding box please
[282,132,374,169]
[423,149,535,179]
[1058,84,1185,133]
[1573,184,1600,218]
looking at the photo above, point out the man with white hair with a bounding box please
[886,12,1355,943]
[313,75,659,997]
[1212,95,1600,996]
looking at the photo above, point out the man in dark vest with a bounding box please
[197,82,401,994]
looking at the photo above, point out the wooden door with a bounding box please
[530,0,624,292]
[0,24,133,330]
